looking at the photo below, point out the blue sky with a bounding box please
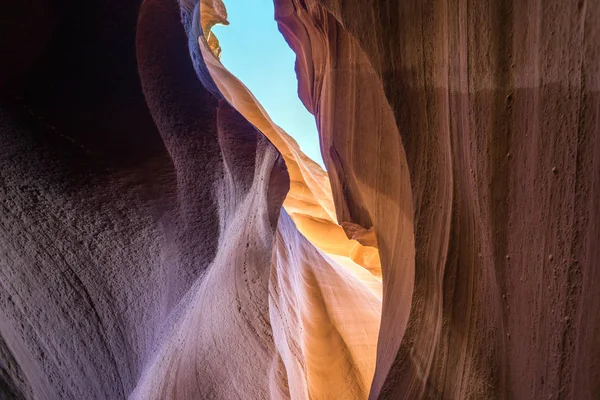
[212,0,325,167]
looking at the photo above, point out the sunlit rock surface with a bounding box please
[193,2,383,398]
[0,0,599,399]
[0,0,380,399]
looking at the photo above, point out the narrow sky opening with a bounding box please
[212,0,325,167]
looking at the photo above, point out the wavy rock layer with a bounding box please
[197,1,382,277]
[194,3,383,397]
[0,0,381,399]
[275,0,600,398]
[0,0,599,399]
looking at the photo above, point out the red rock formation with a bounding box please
[275,0,600,398]
[196,4,383,398]
[0,0,599,399]
[0,0,289,397]
[1,0,381,398]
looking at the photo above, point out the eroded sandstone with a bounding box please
[0,0,599,399]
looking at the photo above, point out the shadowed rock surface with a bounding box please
[0,0,599,399]
[275,0,600,398]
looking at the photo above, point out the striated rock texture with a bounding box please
[0,0,598,400]
[275,0,600,399]
[1,0,380,399]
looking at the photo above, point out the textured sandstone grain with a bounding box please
[0,0,599,399]
[275,0,600,398]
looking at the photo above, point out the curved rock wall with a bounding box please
[194,3,383,397]
[0,0,599,399]
[0,0,289,397]
[275,0,600,398]
[0,0,381,398]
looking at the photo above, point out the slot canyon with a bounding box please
[0,0,599,399]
